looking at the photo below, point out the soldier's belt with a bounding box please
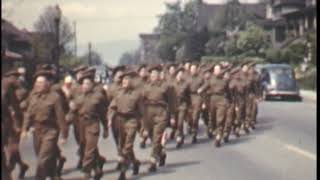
[145,101,167,107]
[117,111,138,118]
[210,92,225,96]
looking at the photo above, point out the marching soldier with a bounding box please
[171,67,191,148]
[108,71,143,180]
[187,63,204,143]
[2,69,24,180]
[199,65,214,138]
[143,65,175,172]
[198,64,229,147]
[66,67,108,179]
[106,65,127,169]
[20,68,69,180]
[133,64,150,148]
[6,70,30,179]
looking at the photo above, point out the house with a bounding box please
[2,19,33,72]
[262,0,317,47]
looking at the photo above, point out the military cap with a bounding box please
[111,65,126,76]
[137,64,147,72]
[203,64,214,73]
[33,69,56,80]
[174,67,185,75]
[78,67,96,84]
[247,61,257,67]
[73,65,89,74]
[238,60,251,67]
[148,64,162,72]
[3,69,20,77]
[119,70,138,80]
[167,63,177,69]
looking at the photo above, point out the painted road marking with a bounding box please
[284,144,316,161]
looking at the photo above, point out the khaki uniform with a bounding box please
[6,83,29,176]
[108,87,143,172]
[133,76,149,143]
[172,79,190,144]
[107,82,122,154]
[143,80,175,163]
[2,76,23,180]
[22,90,68,180]
[201,75,229,145]
[225,75,247,138]
[68,88,108,174]
[187,74,204,138]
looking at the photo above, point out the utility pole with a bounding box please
[88,42,92,65]
[73,21,77,57]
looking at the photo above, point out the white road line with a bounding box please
[284,144,317,161]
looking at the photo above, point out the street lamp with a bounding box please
[53,4,61,73]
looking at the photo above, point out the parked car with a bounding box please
[256,64,301,101]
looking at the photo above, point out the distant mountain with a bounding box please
[78,40,140,66]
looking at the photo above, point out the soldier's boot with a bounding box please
[148,163,157,172]
[94,167,103,180]
[118,171,126,180]
[176,136,184,149]
[97,156,107,170]
[187,126,192,135]
[223,133,229,143]
[159,153,166,167]
[57,156,66,177]
[234,127,240,138]
[77,159,83,169]
[132,160,140,175]
[243,125,250,134]
[83,172,91,180]
[214,134,221,147]
[18,162,29,179]
[250,121,256,130]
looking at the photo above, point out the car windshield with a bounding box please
[268,67,293,79]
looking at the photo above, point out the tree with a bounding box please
[33,5,74,64]
[119,50,141,65]
[236,23,270,56]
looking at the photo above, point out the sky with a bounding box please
[2,0,259,65]
[2,0,259,44]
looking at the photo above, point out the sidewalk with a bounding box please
[300,90,317,102]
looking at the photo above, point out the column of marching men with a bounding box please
[1,60,262,180]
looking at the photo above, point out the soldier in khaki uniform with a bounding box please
[198,64,229,147]
[171,67,191,148]
[67,68,108,179]
[143,65,175,172]
[106,65,126,169]
[6,70,30,179]
[133,64,150,148]
[20,69,69,180]
[247,62,262,128]
[187,63,204,143]
[108,71,143,180]
[226,67,247,139]
[199,65,214,138]
[239,62,255,133]
[2,70,24,180]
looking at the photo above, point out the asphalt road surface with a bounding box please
[14,99,316,180]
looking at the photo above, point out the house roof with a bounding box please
[2,19,31,43]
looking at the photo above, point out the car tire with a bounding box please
[263,91,269,101]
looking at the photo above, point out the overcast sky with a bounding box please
[2,0,259,45]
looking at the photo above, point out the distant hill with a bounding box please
[78,40,140,66]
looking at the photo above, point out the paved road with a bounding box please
[14,100,316,180]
